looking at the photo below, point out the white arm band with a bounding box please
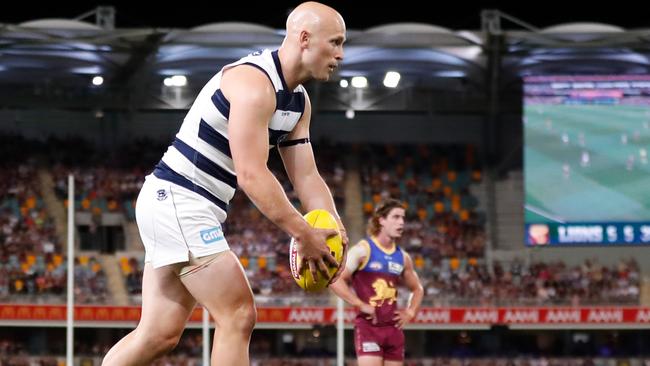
[345,242,369,273]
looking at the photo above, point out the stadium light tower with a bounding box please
[74,6,115,30]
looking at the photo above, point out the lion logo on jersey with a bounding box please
[369,278,397,307]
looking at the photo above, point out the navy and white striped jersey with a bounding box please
[152,49,307,222]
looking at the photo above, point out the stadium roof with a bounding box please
[3,0,647,30]
[1,8,649,112]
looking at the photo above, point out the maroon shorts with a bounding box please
[354,319,405,361]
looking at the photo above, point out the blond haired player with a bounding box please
[330,199,423,366]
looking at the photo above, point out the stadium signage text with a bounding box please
[2,305,649,327]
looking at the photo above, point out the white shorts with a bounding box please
[136,174,230,268]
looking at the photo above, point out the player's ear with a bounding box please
[299,30,311,49]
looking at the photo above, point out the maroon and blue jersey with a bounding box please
[351,236,405,326]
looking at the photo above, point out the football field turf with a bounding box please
[524,104,650,223]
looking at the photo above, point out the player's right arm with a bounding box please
[329,241,376,322]
[222,65,337,278]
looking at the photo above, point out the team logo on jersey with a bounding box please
[200,227,224,244]
[369,278,397,307]
[368,261,382,271]
[156,189,168,201]
[388,261,403,274]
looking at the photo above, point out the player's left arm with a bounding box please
[279,92,348,247]
[393,251,424,328]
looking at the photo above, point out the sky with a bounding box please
[2,1,647,30]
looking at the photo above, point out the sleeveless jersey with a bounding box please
[153,49,306,222]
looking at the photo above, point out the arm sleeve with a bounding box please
[345,241,369,273]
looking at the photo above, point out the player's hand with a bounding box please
[328,223,349,285]
[359,303,377,325]
[393,308,415,329]
[337,222,349,248]
[296,227,339,281]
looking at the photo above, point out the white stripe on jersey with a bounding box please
[271,110,304,132]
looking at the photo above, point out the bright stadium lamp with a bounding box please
[171,75,187,87]
[164,75,187,87]
[383,71,400,88]
[351,76,367,88]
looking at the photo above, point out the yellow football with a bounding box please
[289,209,343,292]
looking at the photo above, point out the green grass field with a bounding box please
[525,103,650,223]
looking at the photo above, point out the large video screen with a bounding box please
[524,75,650,246]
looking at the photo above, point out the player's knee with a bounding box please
[139,330,182,356]
[228,302,257,335]
[158,333,182,355]
[238,302,257,334]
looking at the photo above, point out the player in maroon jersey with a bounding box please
[330,199,424,365]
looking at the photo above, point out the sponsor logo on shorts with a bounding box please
[368,261,382,271]
[156,189,168,201]
[361,342,380,353]
[388,261,403,274]
[200,227,224,244]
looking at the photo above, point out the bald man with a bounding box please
[102,2,348,365]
